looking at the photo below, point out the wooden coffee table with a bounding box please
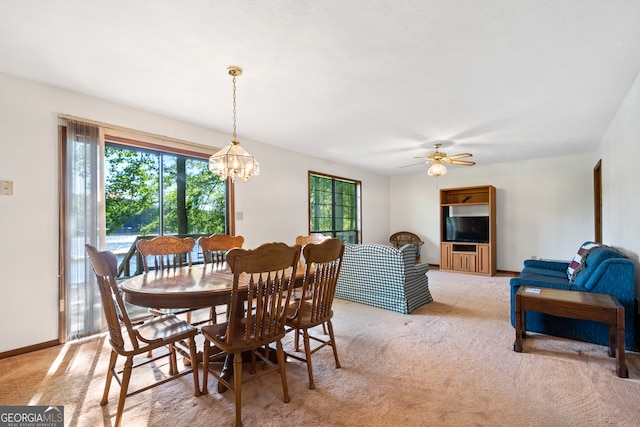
[514,286,628,378]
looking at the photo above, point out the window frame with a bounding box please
[307,171,362,243]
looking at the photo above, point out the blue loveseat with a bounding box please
[335,243,432,314]
[510,242,636,350]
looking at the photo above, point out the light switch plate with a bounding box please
[0,180,13,195]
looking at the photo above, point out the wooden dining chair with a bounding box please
[285,238,345,389]
[136,235,195,272]
[85,244,200,427]
[201,242,301,427]
[295,233,329,247]
[199,234,245,265]
[136,236,200,323]
[198,234,245,324]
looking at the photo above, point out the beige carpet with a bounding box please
[1,270,640,426]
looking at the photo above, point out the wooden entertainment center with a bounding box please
[439,185,496,276]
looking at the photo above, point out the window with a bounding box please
[105,142,228,276]
[308,172,361,243]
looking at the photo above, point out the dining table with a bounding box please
[120,262,307,310]
[119,261,307,392]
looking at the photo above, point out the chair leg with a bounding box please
[326,320,341,369]
[294,328,301,352]
[188,336,201,396]
[250,350,257,374]
[233,352,243,427]
[302,329,315,389]
[168,343,177,375]
[101,351,118,405]
[276,340,290,403]
[114,357,133,427]
[201,339,211,395]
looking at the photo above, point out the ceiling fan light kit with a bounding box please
[415,143,476,177]
[428,161,447,177]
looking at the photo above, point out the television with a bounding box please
[444,216,489,243]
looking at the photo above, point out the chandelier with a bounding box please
[209,66,259,182]
[427,160,447,177]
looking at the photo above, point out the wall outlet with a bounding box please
[0,180,13,196]
[531,255,537,260]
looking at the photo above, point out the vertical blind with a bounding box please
[63,120,102,340]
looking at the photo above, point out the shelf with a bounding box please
[442,202,489,207]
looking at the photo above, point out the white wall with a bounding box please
[2,66,639,354]
[0,73,389,353]
[233,140,390,249]
[390,152,598,271]
[599,68,640,295]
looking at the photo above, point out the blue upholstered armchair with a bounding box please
[510,242,636,350]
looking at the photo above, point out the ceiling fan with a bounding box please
[414,143,475,176]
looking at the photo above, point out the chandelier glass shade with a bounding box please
[427,160,447,177]
[208,140,260,182]
[209,65,259,183]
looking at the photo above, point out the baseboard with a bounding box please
[0,339,59,360]
[431,264,519,277]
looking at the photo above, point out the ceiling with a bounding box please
[2,1,640,175]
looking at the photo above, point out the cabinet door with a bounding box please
[452,253,476,272]
[441,243,452,270]
[464,254,477,272]
[477,244,490,274]
[452,253,464,271]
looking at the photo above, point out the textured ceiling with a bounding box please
[2,1,640,175]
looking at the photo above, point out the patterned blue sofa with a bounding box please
[335,243,432,314]
[510,242,636,350]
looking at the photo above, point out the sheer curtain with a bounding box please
[62,119,103,340]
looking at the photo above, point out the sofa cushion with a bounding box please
[520,266,569,280]
[573,245,624,288]
[517,272,573,288]
[566,241,602,282]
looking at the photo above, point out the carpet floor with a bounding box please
[1,269,639,426]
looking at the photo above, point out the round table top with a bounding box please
[120,263,237,309]
[120,262,306,309]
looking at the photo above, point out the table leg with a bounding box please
[615,307,628,378]
[607,324,616,358]
[514,293,523,352]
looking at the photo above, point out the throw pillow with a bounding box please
[566,242,603,282]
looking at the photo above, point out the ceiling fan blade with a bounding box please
[399,162,425,168]
[447,160,476,166]
[446,153,472,160]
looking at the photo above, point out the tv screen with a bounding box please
[445,216,489,243]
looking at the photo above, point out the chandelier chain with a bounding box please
[232,74,237,142]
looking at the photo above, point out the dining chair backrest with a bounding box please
[298,238,345,326]
[137,236,195,272]
[85,244,137,352]
[295,233,329,247]
[199,234,245,265]
[225,242,301,346]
